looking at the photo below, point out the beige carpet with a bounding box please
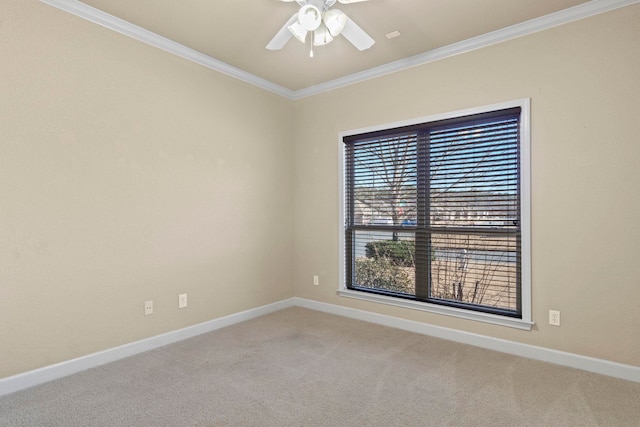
[1,307,639,426]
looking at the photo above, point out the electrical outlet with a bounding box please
[178,293,188,309]
[313,275,319,286]
[549,310,560,326]
[144,300,153,316]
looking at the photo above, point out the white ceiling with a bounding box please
[42,0,635,98]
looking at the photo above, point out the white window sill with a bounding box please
[338,288,534,331]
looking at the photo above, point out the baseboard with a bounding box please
[2,296,638,397]
[0,298,296,397]
[293,297,640,383]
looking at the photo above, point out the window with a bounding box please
[340,100,531,329]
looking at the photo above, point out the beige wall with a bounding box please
[293,5,640,367]
[2,0,639,379]
[0,1,294,377]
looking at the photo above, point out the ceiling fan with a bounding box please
[266,0,375,57]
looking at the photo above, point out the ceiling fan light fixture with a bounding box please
[313,24,334,46]
[267,0,375,55]
[288,21,308,43]
[323,9,347,37]
[298,4,322,31]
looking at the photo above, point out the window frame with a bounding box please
[338,99,532,330]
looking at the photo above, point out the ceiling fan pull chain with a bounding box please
[310,31,314,57]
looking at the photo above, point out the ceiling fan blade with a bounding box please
[279,0,307,5]
[266,13,299,50]
[338,0,370,3]
[341,16,375,50]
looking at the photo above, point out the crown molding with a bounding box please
[293,0,640,99]
[40,0,639,101]
[38,0,296,99]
